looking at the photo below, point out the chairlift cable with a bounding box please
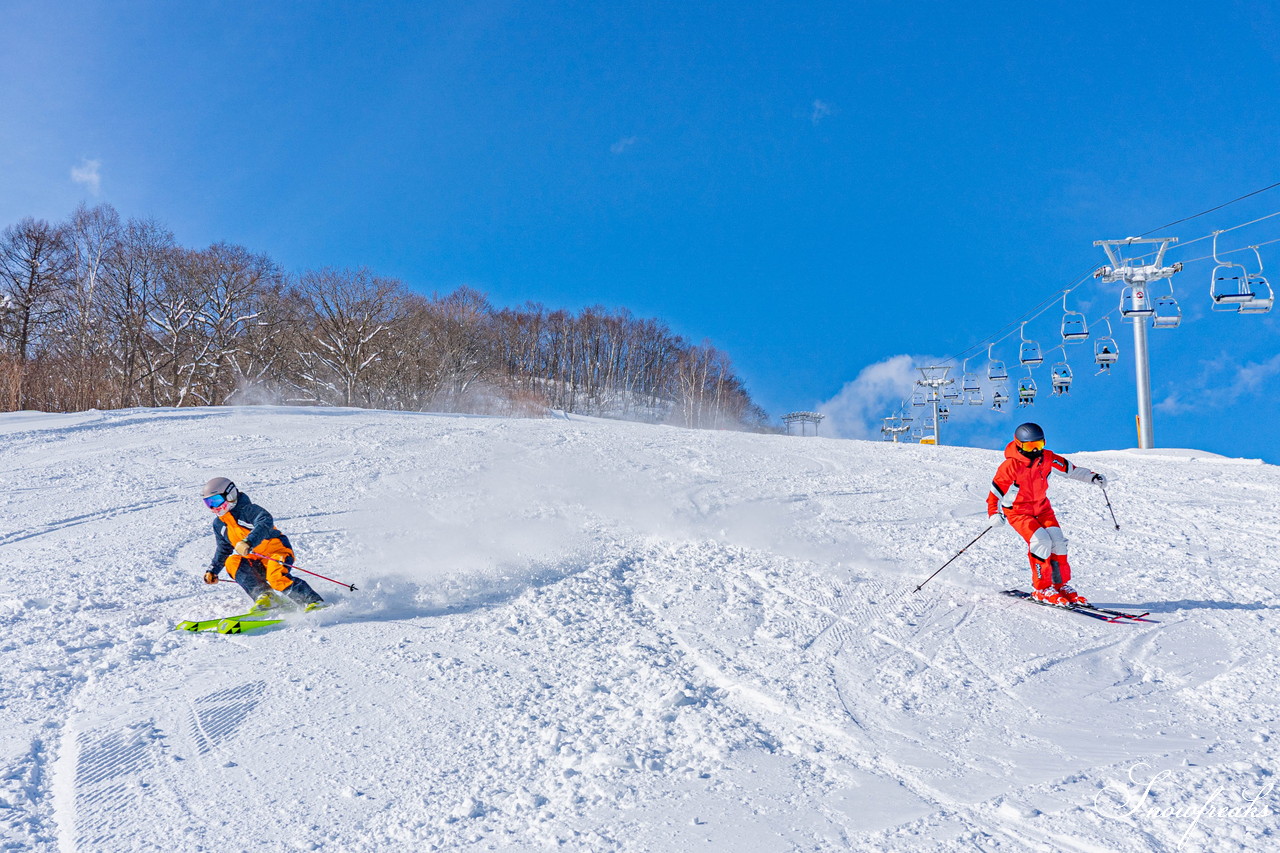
[941,271,1095,367]
[885,185,1280,428]
[946,209,1280,365]
[1171,234,1280,266]
[1122,209,1280,263]
[1137,180,1280,237]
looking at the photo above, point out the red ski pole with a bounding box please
[250,552,359,591]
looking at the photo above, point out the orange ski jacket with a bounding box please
[987,441,1095,518]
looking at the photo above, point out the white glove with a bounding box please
[1091,473,1108,488]
[988,513,1007,528]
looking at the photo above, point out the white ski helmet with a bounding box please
[201,477,239,513]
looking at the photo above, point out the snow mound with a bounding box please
[1,407,1277,851]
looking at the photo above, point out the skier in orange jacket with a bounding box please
[987,423,1107,605]
[201,477,323,612]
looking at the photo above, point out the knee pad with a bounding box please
[1046,526,1069,555]
[1028,528,1054,560]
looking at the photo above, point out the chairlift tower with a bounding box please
[914,366,954,445]
[783,411,824,436]
[1093,237,1183,449]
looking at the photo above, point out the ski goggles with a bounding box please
[203,494,230,511]
[1018,439,1046,452]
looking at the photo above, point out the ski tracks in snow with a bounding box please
[4,409,1280,851]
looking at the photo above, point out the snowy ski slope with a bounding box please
[1,406,1277,852]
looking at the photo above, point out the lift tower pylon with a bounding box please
[1093,237,1182,449]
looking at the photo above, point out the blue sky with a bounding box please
[3,1,1278,461]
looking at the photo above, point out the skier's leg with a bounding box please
[227,556,270,601]
[264,554,323,607]
[1045,527,1070,584]
[1010,515,1054,591]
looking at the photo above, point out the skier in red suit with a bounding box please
[987,423,1108,605]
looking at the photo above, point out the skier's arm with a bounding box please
[1051,453,1105,486]
[209,520,232,575]
[987,462,1017,516]
[239,503,277,551]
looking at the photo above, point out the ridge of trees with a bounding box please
[0,204,772,431]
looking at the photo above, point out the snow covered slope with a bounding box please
[1,407,1277,852]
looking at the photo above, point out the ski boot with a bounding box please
[248,592,281,615]
[1032,587,1068,605]
[1055,584,1088,605]
[304,601,329,613]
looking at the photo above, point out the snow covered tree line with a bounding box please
[0,205,770,430]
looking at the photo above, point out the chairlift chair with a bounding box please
[1151,280,1181,329]
[1093,318,1119,373]
[942,384,961,401]
[966,387,983,406]
[1017,373,1037,407]
[1239,246,1275,315]
[1051,362,1072,395]
[991,384,1009,412]
[1119,285,1155,319]
[986,344,1008,382]
[1018,323,1042,366]
[960,357,980,393]
[1060,293,1089,343]
[1210,231,1258,310]
[937,406,950,423]
[911,390,926,407]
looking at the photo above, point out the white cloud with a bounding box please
[1156,351,1280,414]
[818,355,918,439]
[71,158,102,195]
[610,136,638,155]
[811,99,833,125]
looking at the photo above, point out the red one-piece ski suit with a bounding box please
[987,441,1098,590]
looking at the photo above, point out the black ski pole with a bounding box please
[914,525,992,593]
[1101,486,1120,530]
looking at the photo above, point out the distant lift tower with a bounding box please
[914,366,954,445]
[1094,237,1182,449]
[783,411,824,436]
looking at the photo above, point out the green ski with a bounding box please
[215,616,284,634]
[175,611,257,632]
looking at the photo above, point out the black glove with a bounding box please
[203,571,218,585]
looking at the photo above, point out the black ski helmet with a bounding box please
[201,476,239,511]
[1014,422,1045,443]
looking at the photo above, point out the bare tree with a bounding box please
[0,218,73,409]
[295,267,402,407]
[103,218,175,407]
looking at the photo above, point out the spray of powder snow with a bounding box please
[334,438,878,620]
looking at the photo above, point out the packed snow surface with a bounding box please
[1,407,1278,852]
